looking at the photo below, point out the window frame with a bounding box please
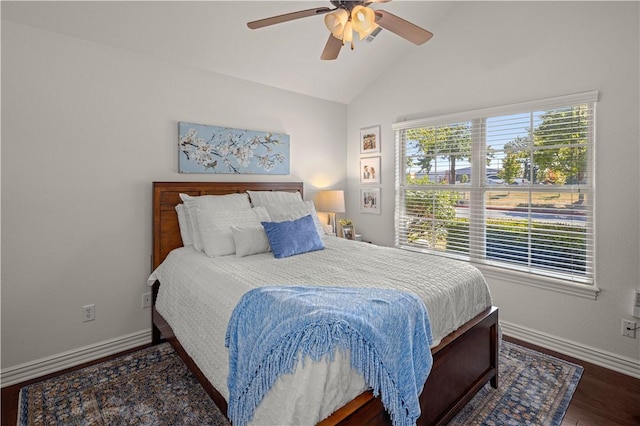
[393,91,599,299]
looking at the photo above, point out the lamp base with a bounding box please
[328,212,337,236]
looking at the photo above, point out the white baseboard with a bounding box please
[1,329,152,387]
[3,324,638,387]
[502,321,640,379]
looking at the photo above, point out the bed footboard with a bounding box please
[420,306,499,425]
[318,306,499,426]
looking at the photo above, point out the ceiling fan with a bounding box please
[247,0,433,60]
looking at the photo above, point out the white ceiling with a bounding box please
[1,1,457,104]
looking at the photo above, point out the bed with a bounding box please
[150,181,499,426]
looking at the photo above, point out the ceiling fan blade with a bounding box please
[374,10,433,45]
[321,35,343,60]
[247,7,332,29]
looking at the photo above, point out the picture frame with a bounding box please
[178,122,290,174]
[341,225,355,240]
[360,188,381,215]
[360,125,380,154]
[360,156,381,184]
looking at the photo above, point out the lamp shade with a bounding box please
[324,9,348,38]
[351,5,378,40]
[314,190,346,213]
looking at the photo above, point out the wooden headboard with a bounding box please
[152,181,304,269]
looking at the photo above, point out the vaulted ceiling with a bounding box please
[1,1,457,104]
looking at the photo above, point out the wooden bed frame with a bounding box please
[151,181,499,426]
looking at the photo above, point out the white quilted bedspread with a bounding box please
[149,237,492,425]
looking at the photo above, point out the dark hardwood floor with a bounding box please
[2,337,638,425]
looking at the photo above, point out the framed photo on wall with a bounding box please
[360,156,381,184]
[360,125,380,154]
[360,188,381,215]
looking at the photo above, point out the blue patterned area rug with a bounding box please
[449,340,583,425]
[18,343,228,425]
[18,340,582,425]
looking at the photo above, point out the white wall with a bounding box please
[1,21,347,370]
[348,2,640,369]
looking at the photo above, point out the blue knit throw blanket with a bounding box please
[225,286,433,426]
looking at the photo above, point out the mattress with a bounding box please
[149,236,492,425]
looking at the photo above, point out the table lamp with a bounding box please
[314,190,345,236]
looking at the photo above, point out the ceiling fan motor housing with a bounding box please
[330,1,367,11]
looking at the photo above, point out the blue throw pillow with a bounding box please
[261,215,325,259]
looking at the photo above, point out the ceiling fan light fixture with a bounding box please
[351,5,377,39]
[324,8,348,38]
[343,19,354,49]
[357,21,379,40]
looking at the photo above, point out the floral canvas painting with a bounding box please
[178,122,290,174]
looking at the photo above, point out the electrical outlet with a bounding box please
[142,292,152,309]
[83,304,95,322]
[622,319,636,338]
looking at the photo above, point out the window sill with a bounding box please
[475,264,600,300]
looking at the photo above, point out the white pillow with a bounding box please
[247,190,303,207]
[179,194,203,251]
[231,226,271,258]
[198,206,270,257]
[179,193,251,252]
[263,200,325,239]
[175,204,193,247]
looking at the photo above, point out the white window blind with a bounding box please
[393,92,597,285]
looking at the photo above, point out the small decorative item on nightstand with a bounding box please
[341,225,355,240]
[338,219,355,240]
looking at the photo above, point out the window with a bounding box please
[393,92,597,286]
